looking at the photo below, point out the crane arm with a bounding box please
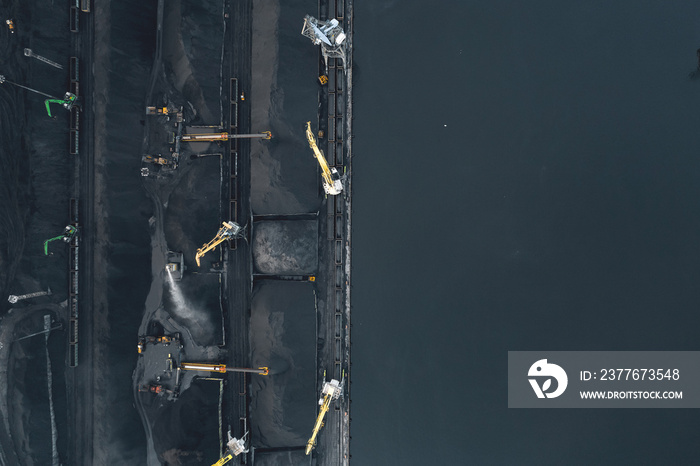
[182,133,230,141]
[195,222,242,267]
[44,93,77,118]
[305,122,342,195]
[305,122,333,184]
[305,394,333,455]
[211,453,234,466]
[44,234,65,255]
[195,236,227,267]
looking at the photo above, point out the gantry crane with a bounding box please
[195,221,245,267]
[305,121,343,195]
[180,362,269,375]
[306,375,343,455]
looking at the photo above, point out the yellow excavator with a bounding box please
[306,374,343,455]
[305,121,343,195]
[195,221,244,267]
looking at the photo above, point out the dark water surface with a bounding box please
[352,1,700,464]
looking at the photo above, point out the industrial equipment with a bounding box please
[142,154,175,168]
[305,121,343,195]
[195,221,245,267]
[45,92,77,118]
[5,19,14,33]
[146,106,169,115]
[44,225,78,255]
[211,433,248,466]
[306,376,343,455]
[137,335,173,354]
[24,48,63,70]
[301,15,347,69]
[0,75,76,117]
[181,131,271,142]
[212,453,233,466]
[180,362,269,375]
[318,75,328,85]
[138,384,173,397]
[165,251,185,280]
[8,288,52,304]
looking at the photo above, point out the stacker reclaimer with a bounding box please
[44,225,78,255]
[301,15,346,69]
[211,432,249,466]
[43,92,77,118]
[0,74,76,118]
[306,121,343,195]
[195,221,245,267]
[306,375,343,455]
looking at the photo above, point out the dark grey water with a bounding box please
[352,1,700,464]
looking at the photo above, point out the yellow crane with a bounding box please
[212,453,233,466]
[182,131,272,141]
[195,221,244,267]
[306,377,343,455]
[180,362,269,375]
[305,121,343,195]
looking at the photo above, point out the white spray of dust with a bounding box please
[166,269,187,309]
[166,269,214,338]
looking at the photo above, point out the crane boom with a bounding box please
[195,221,243,267]
[211,434,249,466]
[305,378,342,455]
[305,392,333,455]
[212,453,233,466]
[305,121,343,195]
[180,362,269,375]
[182,131,272,141]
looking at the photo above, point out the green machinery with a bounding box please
[44,225,78,255]
[45,92,77,118]
[0,75,76,118]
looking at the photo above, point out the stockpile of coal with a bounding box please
[249,280,316,448]
[146,379,220,465]
[0,0,71,312]
[253,220,318,275]
[250,0,322,215]
[0,0,73,464]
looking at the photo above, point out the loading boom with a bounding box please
[180,362,269,375]
[195,221,244,267]
[305,378,342,455]
[182,131,271,142]
[305,121,343,195]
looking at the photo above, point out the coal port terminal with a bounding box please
[0,0,353,464]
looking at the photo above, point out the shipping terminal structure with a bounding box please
[0,0,353,465]
[133,2,354,466]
